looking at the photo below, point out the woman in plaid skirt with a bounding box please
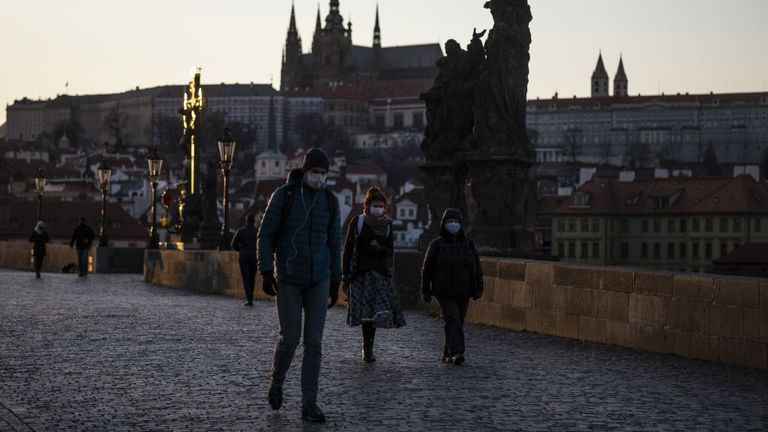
[342,187,406,363]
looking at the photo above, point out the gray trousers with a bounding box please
[270,279,329,407]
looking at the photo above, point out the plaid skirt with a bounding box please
[346,271,406,328]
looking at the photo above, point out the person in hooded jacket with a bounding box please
[342,187,406,364]
[421,208,484,366]
[29,221,50,279]
[70,217,95,277]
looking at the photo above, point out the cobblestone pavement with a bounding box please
[1,270,767,431]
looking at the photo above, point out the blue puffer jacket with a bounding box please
[257,184,342,288]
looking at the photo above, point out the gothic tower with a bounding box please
[314,0,352,87]
[613,56,628,97]
[281,3,304,91]
[373,4,381,49]
[591,53,610,98]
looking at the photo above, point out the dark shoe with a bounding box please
[244,301,254,307]
[268,385,283,410]
[362,337,376,363]
[301,404,327,423]
[452,354,465,366]
[441,354,451,363]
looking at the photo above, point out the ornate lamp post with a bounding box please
[217,128,237,251]
[34,168,47,220]
[146,148,164,249]
[97,162,112,247]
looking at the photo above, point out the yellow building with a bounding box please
[552,175,768,273]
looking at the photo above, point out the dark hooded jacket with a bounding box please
[70,222,95,250]
[29,230,50,256]
[421,209,484,299]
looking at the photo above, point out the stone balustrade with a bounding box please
[141,249,764,370]
[0,241,143,274]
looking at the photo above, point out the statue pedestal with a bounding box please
[418,161,467,251]
[464,156,534,257]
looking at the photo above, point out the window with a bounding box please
[620,219,629,233]
[667,243,675,259]
[667,219,676,233]
[568,220,576,232]
[592,242,600,259]
[680,243,687,259]
[641,220,649,233]
[720,242,728,257]
[720,218,729,232]
[692,242,700,259]
[705,218,713,232]
[558,242,565,258]
[592,219,600,233]
[375,115,385,130]
[692,219,700,232]
[705,242,713,259]
[412,112,424,129]
[394,114,404,129]
[408,208,415,218]
[733,218,742,232]
[573,192,591,207]
[680,219,687,233]
[756,218,763,233]
[581,219,589,232]
[653,219,662,233]
[653,243,661,259]
[557,219,565,232]
[581,243,589,258]
[621,242,629,259]
[568,242,575,258]
[641,243,648,259]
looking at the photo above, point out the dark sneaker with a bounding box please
[452,354,465,366]
[441,354,451,363]
[301,404,327,423]
[244,301,254,307]
[268,385,283,410]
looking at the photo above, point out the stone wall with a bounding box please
[0,241,143,274]
[142,249,767,370]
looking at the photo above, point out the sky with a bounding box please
[1,0,767,125]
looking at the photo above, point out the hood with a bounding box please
[439,208,466,241]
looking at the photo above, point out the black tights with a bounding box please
[362,322,376,340]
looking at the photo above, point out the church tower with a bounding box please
[312,5,322,53]
[281,3,304,91]
[314,0,352,87]
[613,56,628,97]
[591,53,610,98]
[373,4,381,49]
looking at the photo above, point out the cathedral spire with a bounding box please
[325,0,344,31]
[288,2,298,35]
[373,3,381,48]
[614,55,628,97]
[314,4,322,34]
[591,52,609,98]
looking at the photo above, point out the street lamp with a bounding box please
[34,168,47,220]
[146,147,164,249]
[217,127,237,251]
[97,162,112,247]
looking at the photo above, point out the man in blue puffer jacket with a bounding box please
[257,148,341,424]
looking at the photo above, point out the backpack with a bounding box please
[275,176,338,241]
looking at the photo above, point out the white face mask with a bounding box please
[369,207,385,217]
[305,173,327,189]
[445,222,461,235]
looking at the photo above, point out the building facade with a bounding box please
[551,175,768,273]
[528,54,768,166]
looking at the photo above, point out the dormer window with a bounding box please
[572,191,591,207]
[653,196,671,209]
[626,193,641,206]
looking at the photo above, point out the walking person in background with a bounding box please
[28,221,50,279]
[69,217,95,277]
[232,213,258,306]
[257,148,341,423]
[342,187,406,363]
[421,208,484,366]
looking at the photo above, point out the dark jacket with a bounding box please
[421,209,484,299]
[257,182,342,287]
[232,224,258,259]
[343,215,394,278]
[29,230,50,256]
[70,223,95,250]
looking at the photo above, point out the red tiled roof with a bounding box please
[366,78,433,100]
[3,199,147,242]
[556,175,768,216]
[346,164,387,176]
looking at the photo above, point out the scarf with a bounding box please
[363,214,392,237]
